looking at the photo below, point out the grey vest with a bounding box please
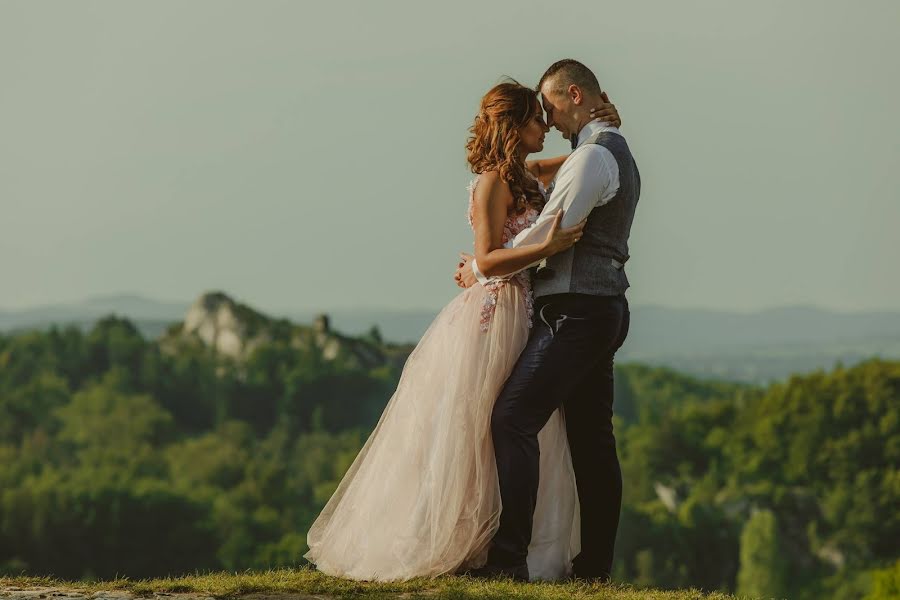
[533,130,640,298]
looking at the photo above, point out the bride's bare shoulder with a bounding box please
[472,171,513,207]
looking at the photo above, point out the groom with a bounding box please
[455,59,640,583]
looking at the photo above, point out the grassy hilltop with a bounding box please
[0,566,752,600]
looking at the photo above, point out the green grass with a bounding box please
[0,566,753,600]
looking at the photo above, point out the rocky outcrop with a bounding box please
[163,291,405,371]
[181,292,264,358]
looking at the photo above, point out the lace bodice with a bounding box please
[466,175,545,332]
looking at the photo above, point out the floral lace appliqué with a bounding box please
[466,176,542,332]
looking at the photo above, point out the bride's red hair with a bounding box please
[466,80,545,214]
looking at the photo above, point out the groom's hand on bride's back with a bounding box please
[454,253,477,288]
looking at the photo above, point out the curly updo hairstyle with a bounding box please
[466,80,545,214]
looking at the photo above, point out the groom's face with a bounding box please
[539,82,576,139]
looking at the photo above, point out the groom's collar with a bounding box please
[573,119,622,149]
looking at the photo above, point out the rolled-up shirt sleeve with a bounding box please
[471,144,620,284]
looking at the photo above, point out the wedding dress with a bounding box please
[303,174,580,581]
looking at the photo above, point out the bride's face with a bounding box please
[518,103,549,155]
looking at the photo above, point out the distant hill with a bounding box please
[620,304,900,383]
[3,293,899,384]
[0,293,186,334]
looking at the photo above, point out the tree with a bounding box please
[737,508,789,599]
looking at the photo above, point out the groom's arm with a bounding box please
[470,145,621,284]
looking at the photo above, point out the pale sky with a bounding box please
[2,0,898,314]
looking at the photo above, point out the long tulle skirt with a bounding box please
[303,280,580,581]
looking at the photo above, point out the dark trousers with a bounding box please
[487,292,630,578]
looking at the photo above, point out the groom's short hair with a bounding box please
[538,59,602,96]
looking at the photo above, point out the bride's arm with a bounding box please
[470,171,584,279]
[526,155,568,188]
[525,94,623,187]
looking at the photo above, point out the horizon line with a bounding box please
[2,291,900,317]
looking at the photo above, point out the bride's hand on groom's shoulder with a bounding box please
[454,253,477,289]
[589,91,621,128]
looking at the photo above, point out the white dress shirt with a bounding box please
[471,119,622,284]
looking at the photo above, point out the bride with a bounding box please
[303,80,621,582]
